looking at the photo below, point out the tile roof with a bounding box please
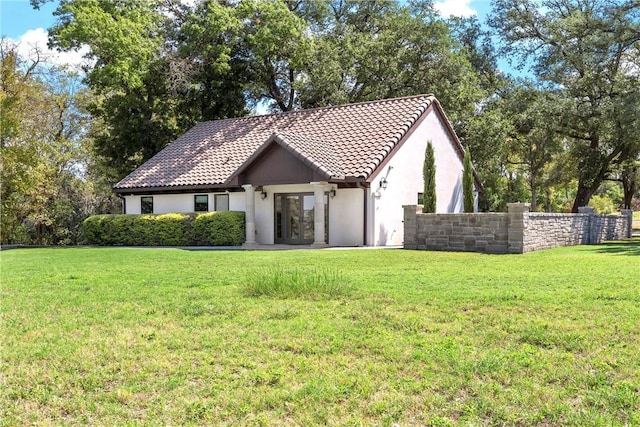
[114,94,439,191]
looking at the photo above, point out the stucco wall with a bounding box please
[404,204,633,253]
[123,192,235,214]
[328,188,364,246]
[124,194,194,214]
[367,107,476,246]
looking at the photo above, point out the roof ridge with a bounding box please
[266,93,435,118]
[196,94,436,124]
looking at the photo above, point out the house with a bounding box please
[114,94,479,247]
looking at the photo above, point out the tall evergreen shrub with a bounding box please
[423,141,436,213]
[463,147,475,213]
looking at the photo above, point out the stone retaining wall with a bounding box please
[404,203,633,254]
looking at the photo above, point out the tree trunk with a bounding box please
[530,175,537,212]
[621,166,637,210]
[545,188,552,212]
[571,184,597,213]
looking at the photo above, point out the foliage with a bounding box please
[2,245,640,424]
[243,267,351,300]
[462,148,474,212]
[464,83,568,212]
[589,195,616,215]
[237,0,312,112]
[82,211,245,246]
[0,40,117,245]
[489,0,640,211]
[38,0,495,179]
[618,159,640,209]
[22,0,639,223]
[192,211,246,246]
[295,1,486,128]
[45,0,247,180]
[422,141,436,213]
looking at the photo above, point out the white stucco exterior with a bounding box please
[366,108,474,246]
[120,106,476,247]
[122,186,365,246]
[124,192,237,215]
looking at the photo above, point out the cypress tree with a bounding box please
[463,147,475,213]
[423,141,436,213]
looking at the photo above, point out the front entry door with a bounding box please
[275,193,328,244]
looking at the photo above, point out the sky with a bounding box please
[1,0,90,69]
[0,0,517,75]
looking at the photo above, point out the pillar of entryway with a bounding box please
[311,181,329,247]
[242,184,257,247]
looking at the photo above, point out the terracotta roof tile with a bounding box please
[115,94,436,190]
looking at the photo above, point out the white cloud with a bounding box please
[434,0,477,17]
[14,28,92,72]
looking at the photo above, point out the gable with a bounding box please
[232,143,329,186]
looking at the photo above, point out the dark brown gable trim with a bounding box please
[235,142,329,186]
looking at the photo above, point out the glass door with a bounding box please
[275,193,328,244]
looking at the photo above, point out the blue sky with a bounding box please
[1,0,494,39]
[1,0,57,39]
[1,0,520,76]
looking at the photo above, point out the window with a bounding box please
[141,196,154,214]
[417,193,424,205]
[215,193,229,211]
[194,195,209,212]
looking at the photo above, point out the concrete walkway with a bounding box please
[181,244,403,251]
[1,244,404,251]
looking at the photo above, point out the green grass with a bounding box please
[243,267,351,299]
[1,242,639,426]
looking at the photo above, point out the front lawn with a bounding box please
[2,243,639,425]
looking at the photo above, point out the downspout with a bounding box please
[363,186,367,246]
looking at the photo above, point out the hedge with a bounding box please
[82,211,245,246]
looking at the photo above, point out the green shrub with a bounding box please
[193,212,245,246]
[463,147,474,213]
[243,267,352,300]
[423,141,436,213]
[589,194,616,214]
[82,211,245,246]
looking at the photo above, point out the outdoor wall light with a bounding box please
[329,188,336,198]
[260,191,267,200]
[380,177,388,190]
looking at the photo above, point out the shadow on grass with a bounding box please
[593,238,640,256]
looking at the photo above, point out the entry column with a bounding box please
[311,181,329,247]
[242,184,257,247]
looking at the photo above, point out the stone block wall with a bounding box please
[403,206,509,253]
[590,212,633,243]
[523,213,590,252]
[404,204,633,254]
